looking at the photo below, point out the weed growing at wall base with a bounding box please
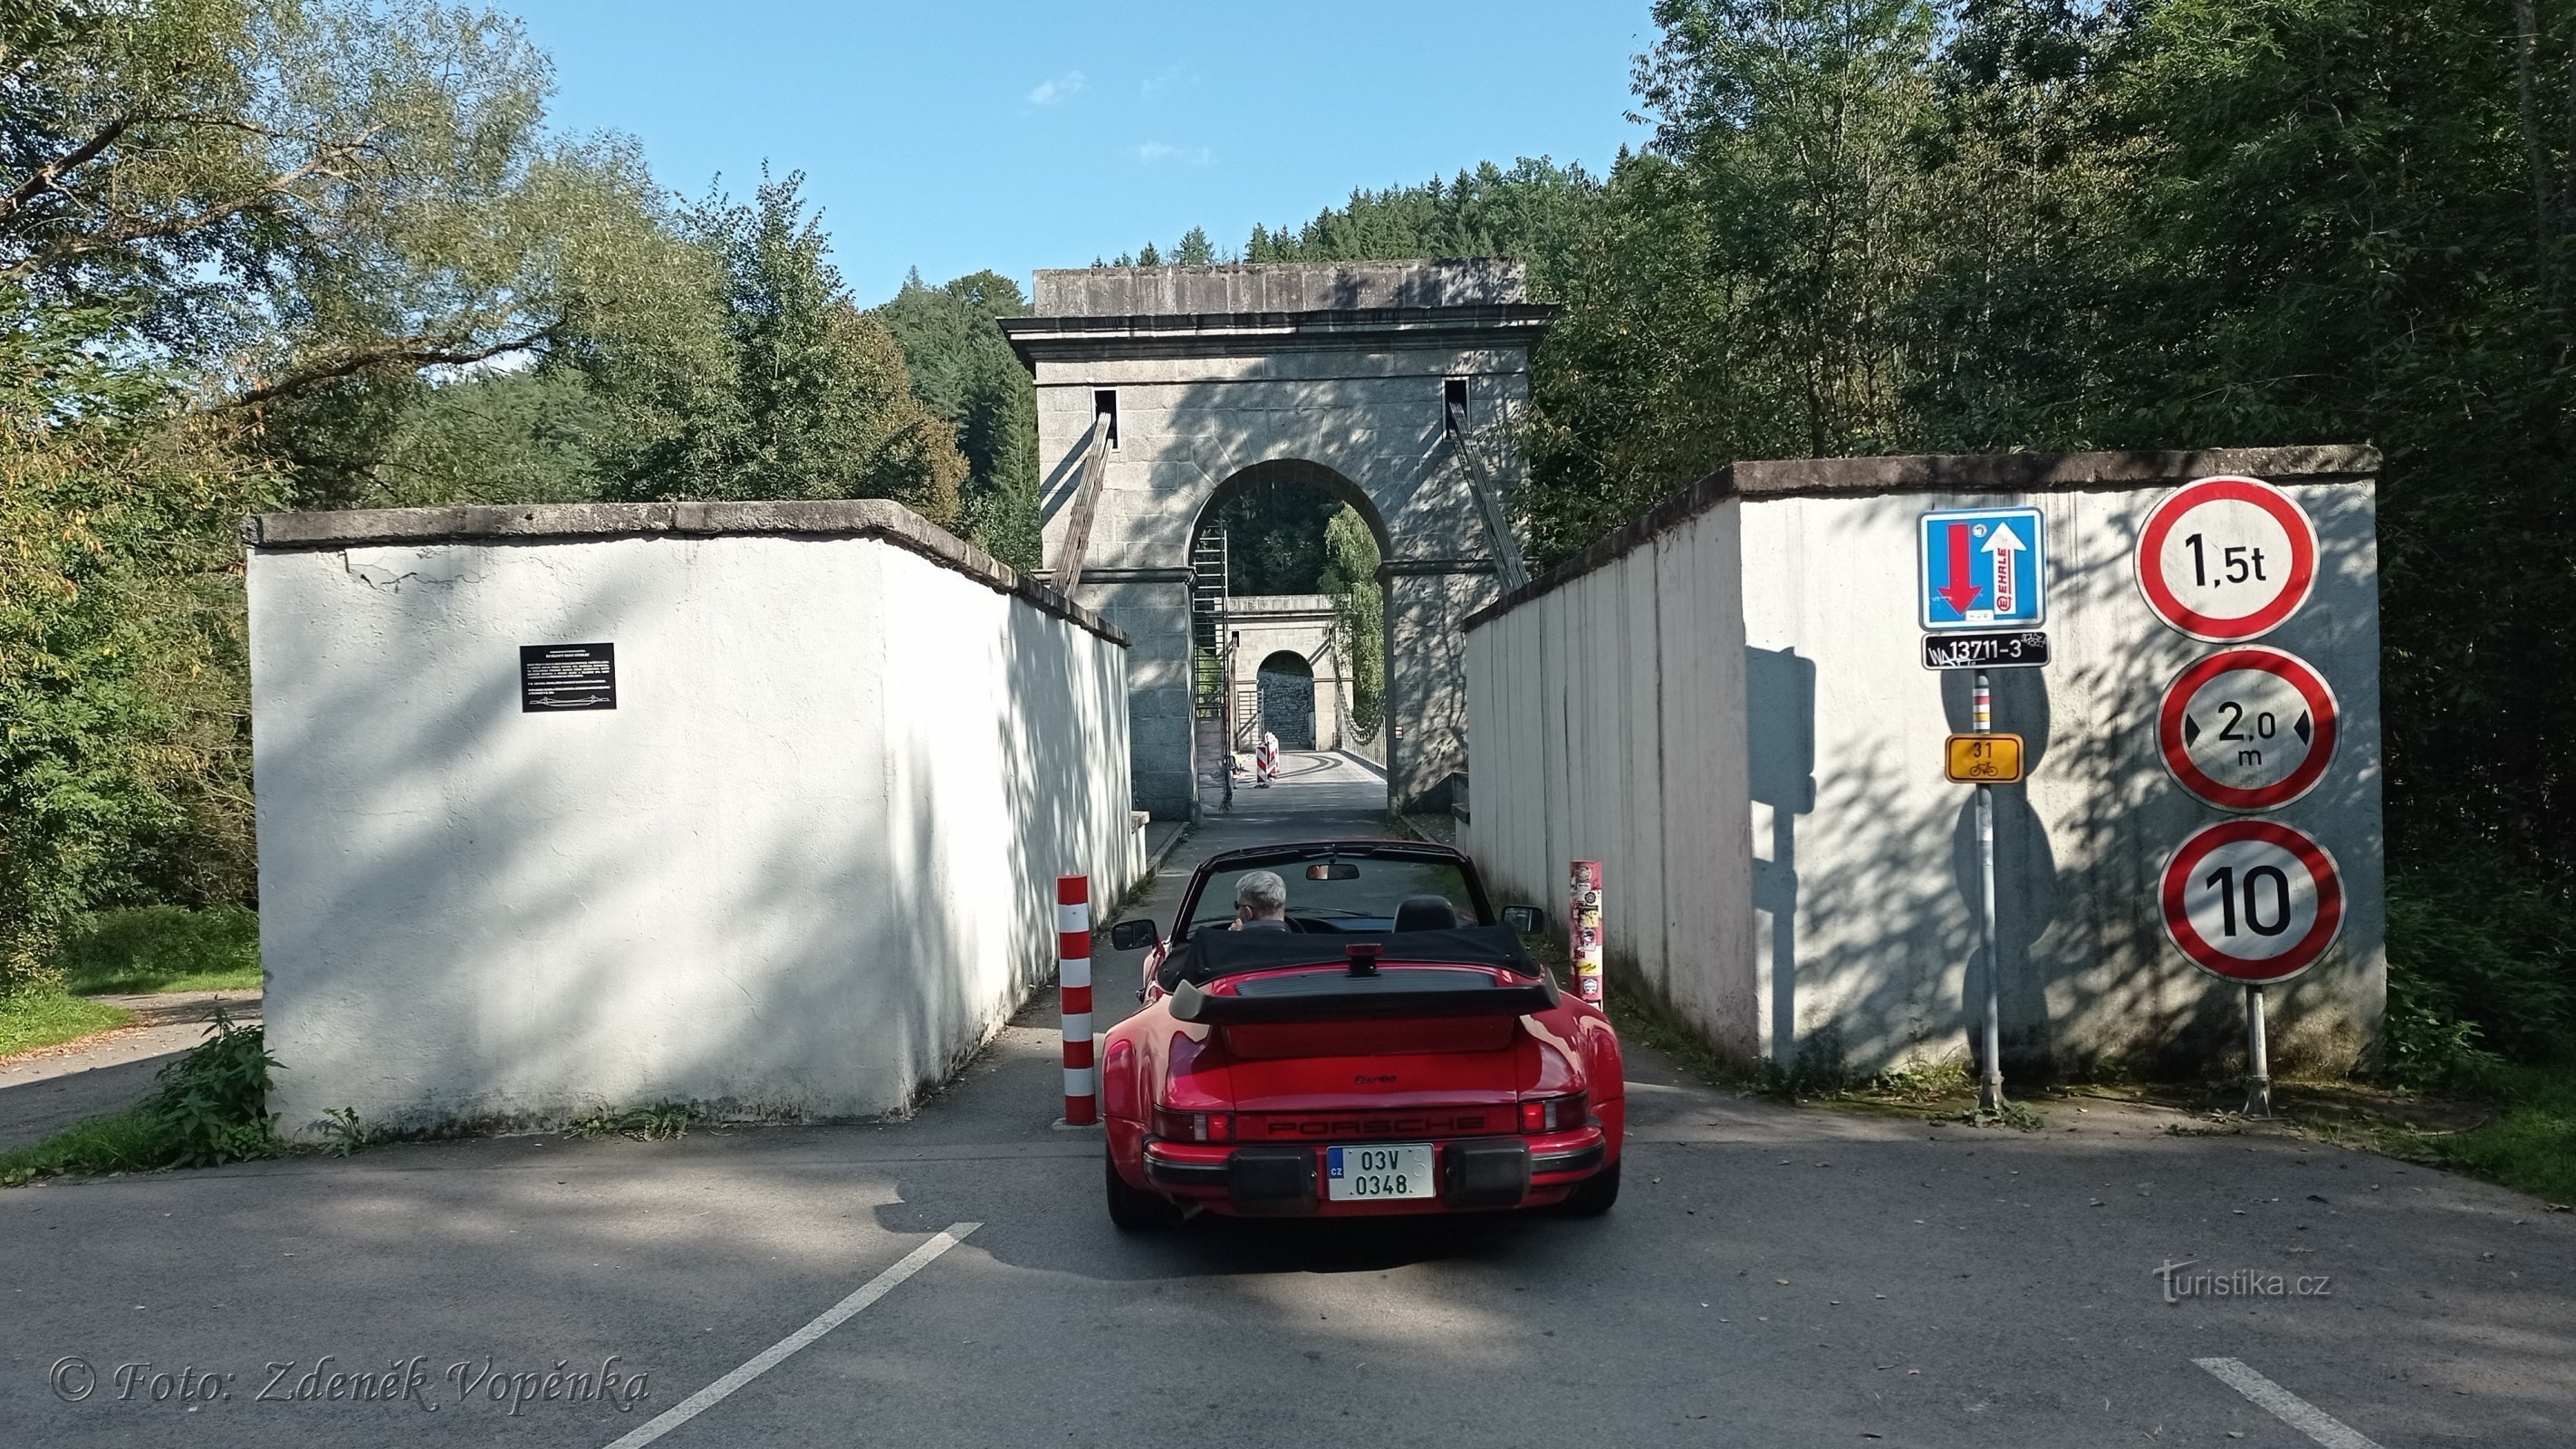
[567,1102,696,1141]
[0,1011,279,1185]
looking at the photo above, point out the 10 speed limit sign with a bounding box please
[2158,647,2341,811]
[2135,475,2319,641]
[2158,819,2347,984]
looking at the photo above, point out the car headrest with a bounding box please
[1392,895,1459,932]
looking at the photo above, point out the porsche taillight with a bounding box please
[1152,1108,1233,1143]
[1519,1092,1588,1134]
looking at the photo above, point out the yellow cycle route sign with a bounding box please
[1946,733,2025,783]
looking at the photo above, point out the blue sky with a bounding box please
[505,2,1660,306]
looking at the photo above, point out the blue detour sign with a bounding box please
[1918,507,2047,629]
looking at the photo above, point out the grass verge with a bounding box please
[2299,1064,2576,1206]
[1603,965,2570,1196]
[60,905,262,995]
[0,991,132,1059]
[0,1106,170,1181]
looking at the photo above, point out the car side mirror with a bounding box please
[1501,904,1546,935]
[1109,918,1158,951]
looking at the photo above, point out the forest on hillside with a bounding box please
[6,0,2571,1083]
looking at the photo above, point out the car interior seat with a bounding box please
[1392,894,1459,932]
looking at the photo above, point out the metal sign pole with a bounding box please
[1975,668,2004,1113]
[2244,984,2274,1118]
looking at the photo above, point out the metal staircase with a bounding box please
[1189,531,1234,812]
[1190,531,1230,719]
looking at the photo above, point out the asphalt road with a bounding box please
[4,753,2570,1447]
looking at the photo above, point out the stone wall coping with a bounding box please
[1463,444,2381,632]
[1033,260,1528,316]
[242,498,1127,646]
[1001,304,1556,365]
[1226,593,1342,613]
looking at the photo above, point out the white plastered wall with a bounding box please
[250,530,1136,1136]
[1462,502,1760,1057]
[1465,467,2383,1076]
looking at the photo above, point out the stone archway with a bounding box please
[1254,651,1316,750]
[1003,261,1555,817]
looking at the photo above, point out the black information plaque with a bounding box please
[1921,630,2051,670]
[520,643,617,711]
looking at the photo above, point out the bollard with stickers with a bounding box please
[1567,861,1604,1004]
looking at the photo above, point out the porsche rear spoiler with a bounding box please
[1168,967,1561,1026]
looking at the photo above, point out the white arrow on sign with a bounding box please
[1982,523,2028,619]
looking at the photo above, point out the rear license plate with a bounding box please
[1325,1143,1436,1201]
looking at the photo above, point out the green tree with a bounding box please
[1,0,713,505]
[1204,478,1341,595]
[1,308,272,993]
[2080,0,2576,878]
[593,175,966,522]
[1242,158,1603,293]
[360,368,617,507]
[873,269,1043,569]
[1319,505,1385,737]
[1502,0,2576,1061]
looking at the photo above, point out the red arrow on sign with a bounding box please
[1936,523,1983,615]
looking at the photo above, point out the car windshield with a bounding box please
[1183,859,1484,936]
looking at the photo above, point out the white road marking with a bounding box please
[2194,1357,2384,1449]
[602,1223,981,1448]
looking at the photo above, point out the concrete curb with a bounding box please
[1141,822,1193,879]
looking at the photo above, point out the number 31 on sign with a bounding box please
[1945,734,2025,783]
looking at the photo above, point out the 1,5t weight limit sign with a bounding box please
[2158,820,2347,985]
[2135,475,2320,641]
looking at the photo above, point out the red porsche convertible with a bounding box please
[1099,840,1624,1228]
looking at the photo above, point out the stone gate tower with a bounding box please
[1003,261,1554,817]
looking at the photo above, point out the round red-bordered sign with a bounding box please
[2158,820,2346,984]
[2157,647,2341,812]
[2135,475,2319,641]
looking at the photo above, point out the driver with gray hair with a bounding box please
[1229,869,1290,931]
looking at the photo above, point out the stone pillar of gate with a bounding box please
[1003,262,1554,817]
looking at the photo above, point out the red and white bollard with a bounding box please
[1056,875,1097,1127]
[1569,859,1604,1004]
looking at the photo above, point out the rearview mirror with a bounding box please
[1109,918,1158,951]
[1306,861,1360,881]
[1501,904,1547,935]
